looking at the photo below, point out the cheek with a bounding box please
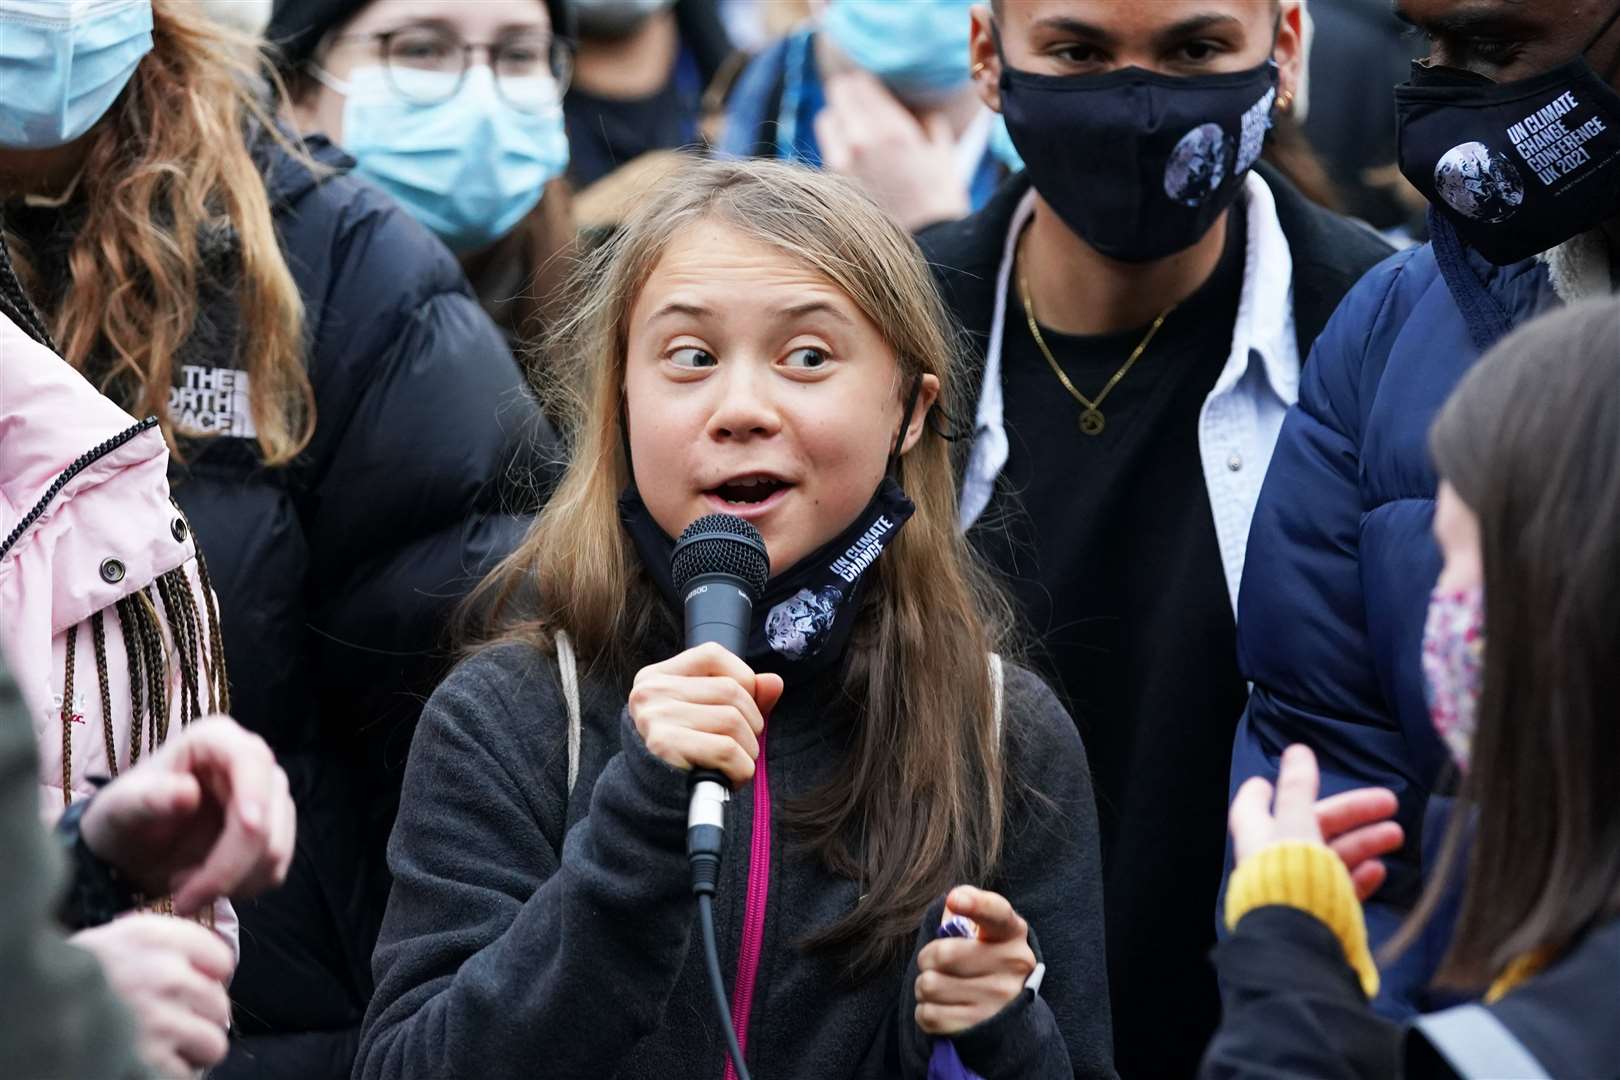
[794,401,894,512]
[626,379,704,536]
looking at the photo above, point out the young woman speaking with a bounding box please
[355,159,1116,1079]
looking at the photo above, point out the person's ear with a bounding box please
[969,5,1002,114]
[897,374,941,456]
[1274,1,1305,114]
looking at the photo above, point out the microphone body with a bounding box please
[670,515,770,893]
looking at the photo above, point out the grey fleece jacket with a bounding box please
[354,642,1115,1079]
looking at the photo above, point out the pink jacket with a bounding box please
[0,312,238,955]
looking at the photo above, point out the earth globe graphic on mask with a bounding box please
[1164,123,1232,207]
[765,586,843,661]
[1434,141,1526,223]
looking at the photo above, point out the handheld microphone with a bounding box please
[670,513,768,1080]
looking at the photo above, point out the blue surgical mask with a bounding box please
[821,0,975,102]
[317,64,569,254]
[0,0,154,149]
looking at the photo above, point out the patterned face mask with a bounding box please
[1420,585,1485,770]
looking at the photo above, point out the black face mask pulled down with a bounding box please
[997,55,1278,263]
[1395,12,1620,266]
[619,477,915,685]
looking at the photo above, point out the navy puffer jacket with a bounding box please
[1225,217,1571,1016]
[0,131,561,1079]
[210,135,557,1078]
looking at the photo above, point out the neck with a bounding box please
[0,136,96,201]
[573,10,679,100]
[1021,192,1230,335]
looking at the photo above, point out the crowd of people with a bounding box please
[0,0,1615,1078]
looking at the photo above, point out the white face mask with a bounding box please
[0,0,155,149]
[313,64,570,253]
[193,0,272,34]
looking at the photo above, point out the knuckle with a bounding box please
[914,1003,942,1034]
[915,970,944,999]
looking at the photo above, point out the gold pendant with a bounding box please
[1079,408,1105,436]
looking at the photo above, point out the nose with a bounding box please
[705,361,782,443]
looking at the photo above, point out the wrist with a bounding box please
[1226,840,1379,999]
[55,787,140,931]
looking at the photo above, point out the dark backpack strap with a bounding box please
[1413,1004,1548,1079]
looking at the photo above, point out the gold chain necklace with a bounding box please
[1017,271,1174,436]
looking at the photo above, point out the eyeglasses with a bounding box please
[330,25,575,111]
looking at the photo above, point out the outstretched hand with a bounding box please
[80,715,295,914]
[914,886,1037,1036]
[1229,744,1405,901]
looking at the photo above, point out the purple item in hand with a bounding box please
[927,915,985,1080]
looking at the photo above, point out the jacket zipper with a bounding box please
[723,723,771,1080]
[0,417,160,562]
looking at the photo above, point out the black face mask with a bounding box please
[1395,11,1620,266]
[997,49,1279,263]
[618,477,915,684]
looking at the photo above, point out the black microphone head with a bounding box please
[672,514,770,601]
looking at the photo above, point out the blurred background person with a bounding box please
[1299,0,1428,240]
[920,2,1393,1073]
[1207,299,1620,1079]
[722,0,1020,231]
[564,0,735,187]
[269,0,578,367]
[0,1,556,1075]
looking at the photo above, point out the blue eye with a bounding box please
[670,347,717,368]
[783,346,829,369]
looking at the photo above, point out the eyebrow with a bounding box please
[646,300,714,323]
[1391,0,1527,34]
[775,300,854,325]
[1030,11,1245,48]
[644,299,855,325]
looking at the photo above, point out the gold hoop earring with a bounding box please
[1278,89,1296,113]
[971,61,987,77]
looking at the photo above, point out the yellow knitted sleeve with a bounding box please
[1224,840,1380,1000]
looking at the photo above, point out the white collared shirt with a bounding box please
[958,171,1300,610]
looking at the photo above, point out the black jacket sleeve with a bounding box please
[1200,906,1403,1080]
[897,664,1116,1080]
[354,649,703,1080]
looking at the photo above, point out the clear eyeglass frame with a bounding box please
[331,24,575,112]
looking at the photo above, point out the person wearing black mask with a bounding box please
[563,0,734,187]
[917,3,1393,1075]
[1225,0,1620,1031]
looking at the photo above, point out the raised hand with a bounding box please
[814,71,972,231]
[1229,744,1405,901]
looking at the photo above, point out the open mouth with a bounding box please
[707,474,793,506]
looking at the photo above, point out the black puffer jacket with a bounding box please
[5,132,559,1079]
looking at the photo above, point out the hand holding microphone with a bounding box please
[628,644,783,787]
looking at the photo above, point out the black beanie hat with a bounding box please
[266,0,574,74]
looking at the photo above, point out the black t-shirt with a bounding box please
[973,205,1250,1078]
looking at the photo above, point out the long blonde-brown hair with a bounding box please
[472,158,1015,976]
[9,0,312,465]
